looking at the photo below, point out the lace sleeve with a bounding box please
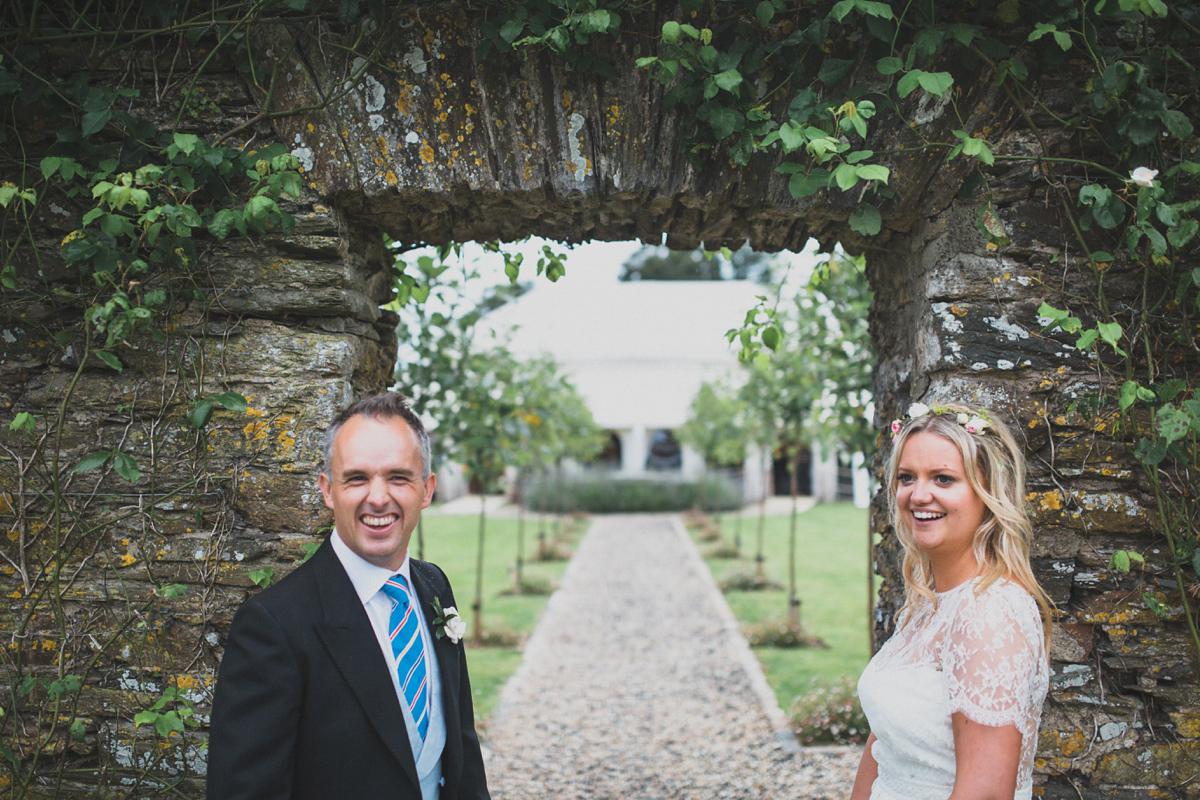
[940,583,1044,731]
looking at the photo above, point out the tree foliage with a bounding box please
[620,243,775,282]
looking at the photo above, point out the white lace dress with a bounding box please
[857,578,1048,800]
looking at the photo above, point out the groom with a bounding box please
[207,392,490,800]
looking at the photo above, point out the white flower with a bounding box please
[1130,167,1159,187]
[906,402,931,419]
[964,416,991,434]
[442,609,466,643]
[956,412,969,425]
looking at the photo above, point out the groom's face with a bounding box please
[318,414,436,572]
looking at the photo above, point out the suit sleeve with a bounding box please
[431,568,490,800]
[454,627,490,800]
[207,597,302,800]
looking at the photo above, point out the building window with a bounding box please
[645,429,682,471]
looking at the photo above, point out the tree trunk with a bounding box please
[787,453,800,631]
[472,495,487,642]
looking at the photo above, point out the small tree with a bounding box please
[508,354,604,590]
[740,250,875,632]
[677,379,750,539]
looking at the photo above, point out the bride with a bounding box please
[851,404,1052,800]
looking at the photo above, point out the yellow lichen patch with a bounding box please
[949,305,968,317]
[119,554,137,567]
[40,639,57,651]
[376,136,390,157]
[396,86,415,116]
[0,492,14,514]
[1028,490,1064,511]
[386,170,398,185]
[420,143,435,163]
[243,419,269,442]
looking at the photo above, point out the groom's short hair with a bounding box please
[322,392,432,479]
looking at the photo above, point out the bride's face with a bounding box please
[895,431,987,577]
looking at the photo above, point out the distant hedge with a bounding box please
[523,473,741,513]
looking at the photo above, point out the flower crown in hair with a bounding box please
[890,403,992,439]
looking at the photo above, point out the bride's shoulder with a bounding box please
[958,576,1041,624]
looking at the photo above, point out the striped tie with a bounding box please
[381,574,429,740]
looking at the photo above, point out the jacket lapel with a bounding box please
[409,560,461,720]
[309,540,422,791]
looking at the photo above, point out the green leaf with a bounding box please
[788,170,828,198]
[778,122,805,152]
[1163,109,1194,140]
[188,399,214,429]
[855,164,890,184]
[8,412,36,432]
[1168,218,1198,249]
[47,675,80,699]
[849,203,882,235]
[876,56,903,76]
[661,20,682,44]
[73,451,111,472]
[1076,329,1099,350]
[81,110,111,137]
[499,18,524,43]
[1157,405,1193,443]
[112,452,140,483]
[818,59,855,86]
[761,325,781,351]
[249,566,275,588]
[95,351,123,372]
[157,583,188,599]
[1110,550,1131,572]
[714,70,743,93]
[211,391,249,412]
[897,71,920,98]
[69,719,87,743]
[40,157,62,180]
[1096,321,1125,355]
[154,711,186,737]
[917,71,953,96]
[1134,436,1168,465]
[1119,380,1141,412]
[756,0,775,26]
[834,163,859,191]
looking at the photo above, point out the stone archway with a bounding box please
[1,3,1196,796]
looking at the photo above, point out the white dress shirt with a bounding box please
[329,530,441,725]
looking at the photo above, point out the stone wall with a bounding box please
[1,2,1196,796]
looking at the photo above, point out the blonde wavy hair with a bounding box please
[886,404,1052,641]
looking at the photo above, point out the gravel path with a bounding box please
[482,514,861,799]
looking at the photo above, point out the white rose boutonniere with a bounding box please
[431,597,466,644]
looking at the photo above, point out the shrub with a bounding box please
[719,568,783,592]
[788,677,870,746]
[501,572,556,596]
[745,618,826,649]
[532,535,573,562]
[705,540,741,559]
[523,473,741,514]
[465,627,522,648]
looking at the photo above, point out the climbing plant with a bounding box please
[488,0,1200,661]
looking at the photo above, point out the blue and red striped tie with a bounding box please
[382,574,429,740]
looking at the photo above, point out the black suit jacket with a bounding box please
[207,539,490,800]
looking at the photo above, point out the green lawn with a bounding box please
[417,509,576,723]
[702,502,876,710]
[419,502,872,725]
